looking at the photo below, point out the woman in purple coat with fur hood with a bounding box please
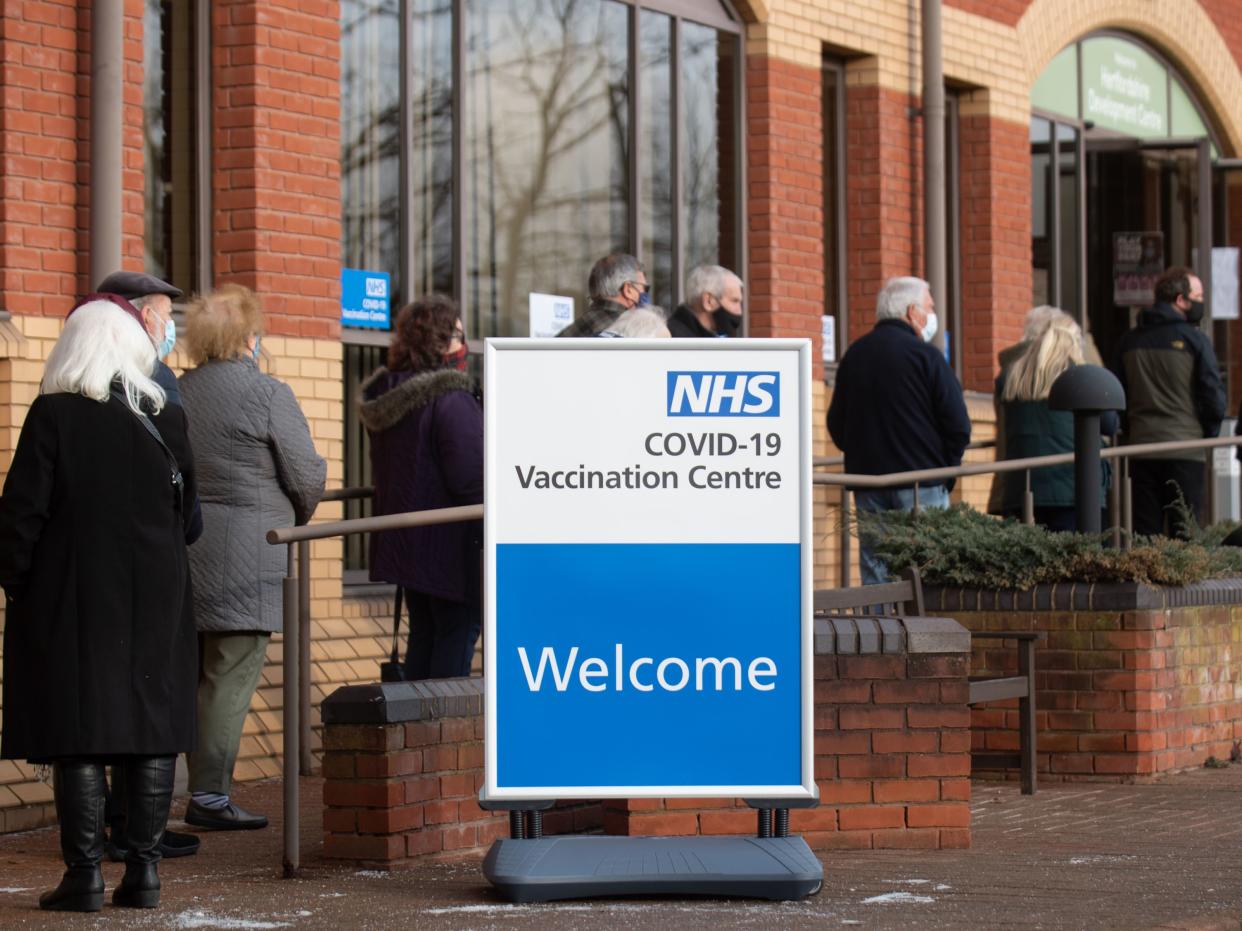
[358,295,483,679]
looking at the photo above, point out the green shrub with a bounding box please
[857,504,1242,589]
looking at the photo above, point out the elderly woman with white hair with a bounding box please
[0,294,200,911]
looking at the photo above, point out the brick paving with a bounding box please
[2,768,1242,929]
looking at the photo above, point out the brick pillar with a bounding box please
[843,66,922,344]
[212,0,341,339]
[746,55,823,373]
[958,103,1031,393]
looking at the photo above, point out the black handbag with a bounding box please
[380,588,406,682]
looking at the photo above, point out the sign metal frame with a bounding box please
[482,338,814,802]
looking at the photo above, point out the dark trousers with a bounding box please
[403,589,481,680]
[1130,458,1205,539]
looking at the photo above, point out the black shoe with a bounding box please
[107,828,200,862]
[41,761,106,912]
[185,799,268,831]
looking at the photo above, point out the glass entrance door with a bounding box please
[1085,138,1212,367]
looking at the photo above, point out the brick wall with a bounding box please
[319,617,973,866]
[958,110,1030,394]
[746,55,824,374]
[928,584,1242,782]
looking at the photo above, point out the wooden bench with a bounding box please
[814,568,1039,795]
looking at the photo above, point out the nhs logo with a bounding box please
[365,276,388,298]
[666,371,780,417]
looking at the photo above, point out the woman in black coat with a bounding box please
[358,294,483,679]
[0,296,199,912]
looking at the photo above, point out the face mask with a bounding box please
[636,290,651,308]
[921,311,938,343]
[1186,300,1205,324]
[251,334,262,362]
[443,345,468,371]
[157,318,176,359]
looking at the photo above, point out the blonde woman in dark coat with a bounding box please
[178,285,326,831]
[0,296,199,911]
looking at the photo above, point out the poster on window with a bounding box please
[1212,247,1240,321]
[529,293,575,339]
[1113,232,1163,307]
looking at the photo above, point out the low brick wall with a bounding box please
[928,581,1242,783]
[601,617,972,850]
[320,616,973,865]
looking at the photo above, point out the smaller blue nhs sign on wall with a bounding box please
[341,268,391,329]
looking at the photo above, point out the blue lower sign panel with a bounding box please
[495,543,801,791]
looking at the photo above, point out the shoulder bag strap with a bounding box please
[110,387,185,510]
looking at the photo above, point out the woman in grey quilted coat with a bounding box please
[177,284,326,831]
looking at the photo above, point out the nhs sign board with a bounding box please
[667,371,780,416]
[484,338,813,801]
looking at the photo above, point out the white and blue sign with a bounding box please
[484,339,813,800]
[340,268,391,329]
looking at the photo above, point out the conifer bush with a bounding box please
[857,504,1242,589]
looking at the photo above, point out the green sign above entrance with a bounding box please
[1081,37,1168,137]
[1032,34,1214,146]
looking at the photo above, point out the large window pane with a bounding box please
[143,0,197,293]
[341,0,401,301]
[640,10,673,308]
[681,20,722,275]
[410,0,454,298]
[466,0,629,337]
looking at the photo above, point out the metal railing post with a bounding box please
[912,482,921,515]
[1023,470,1034,525]
[1122,456,1132,549]
[1110,463,1121,549]
[298,540,312,776]
[839,488,852,587]
[282,545,300,877]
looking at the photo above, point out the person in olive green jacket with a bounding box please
[997,310,1118,532]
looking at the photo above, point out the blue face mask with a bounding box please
[637,290,651,307]
[157,318,176,359]
[252,334,262,362]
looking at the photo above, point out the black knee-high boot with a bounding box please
[40,760,106,912]
[111,756,174,909]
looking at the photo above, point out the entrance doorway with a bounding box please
[1084,138,1213,368]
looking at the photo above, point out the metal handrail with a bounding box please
[270,432,1241,872]
[267,501,481,875]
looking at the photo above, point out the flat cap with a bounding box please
[95,271,183,301]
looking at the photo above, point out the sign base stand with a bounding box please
[482,834,823,903]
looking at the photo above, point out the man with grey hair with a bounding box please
[556,253,649,337]
[668,265,743,338]
[827,276,971,583]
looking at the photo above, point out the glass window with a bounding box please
[340,0,402,301]
[143,0,198,294]
[1057,122,1081,317]
[640,10,673,308]
[465,0,629,338]
[339,0,743,576]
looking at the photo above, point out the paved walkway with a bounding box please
[2,766,1242,929]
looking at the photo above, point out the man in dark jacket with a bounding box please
[668,265,743,338]
[557,253,648,337]
[1113,266,1225,537]
[828,276,971,583]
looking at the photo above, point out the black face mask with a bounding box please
[1186,300,1205,324]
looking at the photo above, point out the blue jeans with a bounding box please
[854,484,950,585]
